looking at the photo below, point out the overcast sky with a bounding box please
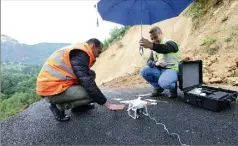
[1,0,122,45]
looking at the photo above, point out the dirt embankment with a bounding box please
[94,0,238,91]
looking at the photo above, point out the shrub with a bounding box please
[102,26,131,51]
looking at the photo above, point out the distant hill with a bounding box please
[1,35,70,65]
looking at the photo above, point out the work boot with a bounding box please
[71,103,95,113]
[49,104,70,122]
[168,90,177,98]
[168,84,178,98]
[150,87,164,97]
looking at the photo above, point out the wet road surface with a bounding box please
[1,87,238,145]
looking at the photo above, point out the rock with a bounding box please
[230,69,238,77]
[227,77,238,86]
[213,7,221,16]
[210,67,216,72]
[209,77,223,83]
[234,69,238,76]
[206,61,213,66]
[203,66,210,72]
[222,71,233,78]
[203,76,211,84]
[229,64,237,70]
[209,55,218,62]
[181,56,191,62]
[208,45,220,55]
[205,55,218,66]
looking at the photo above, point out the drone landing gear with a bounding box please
[128,105,148,119]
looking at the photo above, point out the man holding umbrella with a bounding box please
[96,0,193,98]
[139,26,180,98]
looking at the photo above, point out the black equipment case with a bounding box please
[178,60,238,112]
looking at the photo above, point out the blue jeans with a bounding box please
[140,66,178,91]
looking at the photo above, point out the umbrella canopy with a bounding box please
[96,0,194,55]
[96,0,194,26]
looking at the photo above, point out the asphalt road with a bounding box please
[1,87,238,146]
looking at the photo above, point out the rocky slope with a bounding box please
[94,0,238,90]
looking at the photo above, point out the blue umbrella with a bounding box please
[96,0,194,54]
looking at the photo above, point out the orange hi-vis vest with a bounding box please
[36,43,96,96]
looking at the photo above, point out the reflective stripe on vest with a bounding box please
[36,43,96,96]
[42,47,76,80]
[153,38,180,71]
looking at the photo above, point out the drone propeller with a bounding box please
[110,92,168,104]
[111,97,168,104]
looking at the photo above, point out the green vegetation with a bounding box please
[231,25,238,36]
[188,0,207,28]
[206,46,219,55]
[103,26,131,51]
[188,1,206,21]
[224,36,233,43]
[0,26,131,120]
[1,36,70,65]
[188,0,223,29]
[200,36,219,55]
[232,25,238,30]
[0,62,42,120]
[201,36,216,46]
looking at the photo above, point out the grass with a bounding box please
[189,1,205,21]
[200,36,217,46]
[103,26,130,51]
[224,37,233,43]
[232,25,238,30]
[200,36,219,55]
[188,0,207,29]
[206,47,219,55]
[231,25,238,36]
[188,0,223,29]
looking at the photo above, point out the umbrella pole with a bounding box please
[139,23,144,56]
[141,23,142,37]
[139,0,144,55]
[140,0,142,38]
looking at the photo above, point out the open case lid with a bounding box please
[178,60,203,91]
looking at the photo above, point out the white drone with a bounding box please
[114,93,167,119]
[112,94,188,146]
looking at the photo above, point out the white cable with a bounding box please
[145,113,189,146]
[119,93,189,145]
[138,93,152,97]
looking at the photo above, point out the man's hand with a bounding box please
[104,101,125,111]
[155,59,167,67]
[139,37,153,49]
